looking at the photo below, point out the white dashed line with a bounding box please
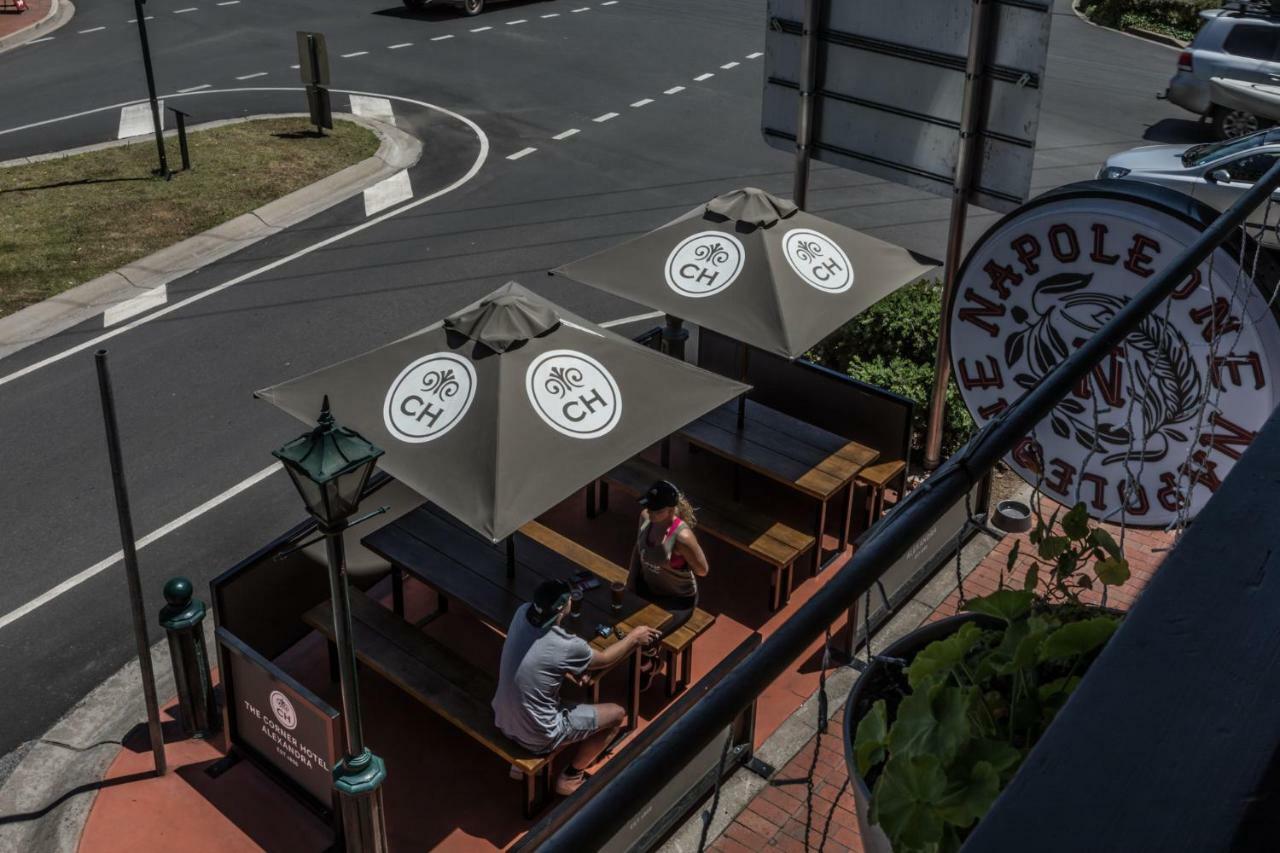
[177,83,212,93]
[508,147,537,161]
[363,170,414,216]
[104,285,167,327]
[235,72,267,80]
[601,0,619,5]
[593,112,618,123]
[506,18,527,24]
[747,52,763,59]
[721,61,739,69]
[541,12,559,17]
[431,34,454,40]
[341,51,369,58]
[126,17,154,23]
[173,7,198,14]
[471,26,492,32]
[664,86,685,95]
[290,64,300,69]
[630,99,653,108]
[389,42,413,49]
[572,7,590,12]
[78,26,106,34]
[216,1,240,5]
[694,73,714,81]
[27,36,55,43]
[552,128,580,140]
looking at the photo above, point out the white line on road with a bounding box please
[363,169,413,216]
[572,6,589,11]
[664,86,685,94]
[506,18,527,24]
[388,42,413,49]
[746,51,762,59]
[341,50,369,58]
[599,310,663,328]
[173,7,198,13]
[103,285,167,327]
[27,36,55,43]
[540,12,559,16]
[235,72,267,80]
[0,465,281,634]
[593,112,618,122]
[630,99,653,108]
[78,26,106,34]
[117,101,163,139]
[216,1,240,5]
[348,93,396,124]
[126,17,153,23]
[471,25,492,32]
[507,147,537,160]
[0,87,489,389]
[431,34,455,40]
[720,61,739,69]
[601,1,618,5]
[552,128,579,140]
[694,72,714,81]
[290,64,300,69]
[177,83,211,93]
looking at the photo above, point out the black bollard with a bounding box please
[158,577,219,739]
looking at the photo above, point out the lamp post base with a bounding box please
[334,749,389,853]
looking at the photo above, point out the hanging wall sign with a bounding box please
[949,183,1280,525]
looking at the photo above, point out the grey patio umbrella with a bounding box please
[552,187,937,359]
[255,282,749,542]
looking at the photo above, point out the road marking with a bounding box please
[103,285,167,327]
[177,83,211,93]
[290,64,300,69]
[389,42,413,49]
[572,6,589,11]
[601,0,618,5]
[599,311,663,329]
[363,169,413,216]
[471,25,492,32]
[235,72,268,80]
[0,465,281,634]
[27,36,55,43]
[216,1,240,5]
[78,26,106,34]
[593,112,618,122]
[431,34,455,40]
[348,94,396,124]
[126,17,154,23]
[746,51,762,59]
[117,102,163,139]
[540,12,559,16]
[0,87,490,389]
[664,86,685,94]
[552,128,579,140]
[694,72,714,81]
[341,50,369,58]
[507,147,537,161]
[506,18,527,24]
[173,7,198,13]
[721,61,739,69]
[630,98,653,108]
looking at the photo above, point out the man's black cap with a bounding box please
[638,479,679,510]
[529,579,572,629]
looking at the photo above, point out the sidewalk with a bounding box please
[700,513,1173,853]
[0,0,64,50]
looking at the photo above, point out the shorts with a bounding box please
[518,704,600,755]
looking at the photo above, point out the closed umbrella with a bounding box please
[255,281,749,542]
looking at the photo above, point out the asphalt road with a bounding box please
[0,0,1196,763]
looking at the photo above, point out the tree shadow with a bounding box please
[273,130,327,140]
[0,771,156,825]
[0,176,154,195]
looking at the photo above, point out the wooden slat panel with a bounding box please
[700,405,867,483]
[681,418,845,498]
[519,521,628,586]
[726,400,879,467]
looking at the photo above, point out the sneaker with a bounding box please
[554,768,589,796]
[509,763,523,780]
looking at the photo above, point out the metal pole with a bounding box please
[131,0,168,178]
[175,110,190,171]
[539,157,1280,852]
[94,350,167,776]
[506,537,516,580]
[923,0,995,470]
[324,529,365,757]
[736,342,750,430]
[791,0,821,209]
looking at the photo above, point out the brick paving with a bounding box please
[710,509,1175,852]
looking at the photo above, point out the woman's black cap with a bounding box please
[638,479,679,509]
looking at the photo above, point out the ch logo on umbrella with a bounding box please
[664,231,745,298]
[526,350,622,439]
[383,353,477,443]
[783,228,854,293]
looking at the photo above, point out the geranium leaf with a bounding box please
[1089,527,1122,559]
[1096,556,1130,586]
[888,683,974,764]
[1061,503,1090,539]
[964,589,1034,624]
[1039,616,1119,663]
[870,754,947,850]
[937,760,1001,827]
[907,622,987,690]
[1038,535,1070,560]
[854,699,889,777]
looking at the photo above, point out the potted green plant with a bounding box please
[843,502,1130,853]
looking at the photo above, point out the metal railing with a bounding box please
[540,160,1280,850]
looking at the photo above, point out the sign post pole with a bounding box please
[922,0,995,470]
[791,0,821,209]
[131,0,168,179]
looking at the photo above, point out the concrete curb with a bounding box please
[1070,0,1183,53]
[0,111,423,362]
[0,0,74,54]
[0,620,216,853]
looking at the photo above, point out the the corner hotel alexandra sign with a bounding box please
[950,185,1280,525]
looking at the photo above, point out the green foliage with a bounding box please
[1079,0,1216,42]
[854,504,1126,852]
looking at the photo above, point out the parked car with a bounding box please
[1097,128,1280,244]
[402,0,485,14]
[1166,3,1280,138]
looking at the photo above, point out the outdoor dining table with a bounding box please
[678,399,879,573]
[362,502,671,732]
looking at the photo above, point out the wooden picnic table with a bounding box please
[679,399,878,572]
[362,502,670,731]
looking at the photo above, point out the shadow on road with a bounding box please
[372,0,553,22]
[1144,117,1215,145]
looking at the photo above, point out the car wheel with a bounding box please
[1215,107,1262,140]
[461,0,483,14]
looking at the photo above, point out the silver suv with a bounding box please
[1167,4,1280,138]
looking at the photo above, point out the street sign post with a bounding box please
[131,0,168,178]
[762,0,1054,468]
[296,32,333,134]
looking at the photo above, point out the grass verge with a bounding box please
[0,117,380,318]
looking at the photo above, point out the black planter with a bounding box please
[841,613,998,853]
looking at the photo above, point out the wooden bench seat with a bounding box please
[856,459,907,527]
[600,456,815,611]
[303,589,558,817]
[520,520,716,696]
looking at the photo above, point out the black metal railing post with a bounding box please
[539,161,1280,852]
[168,108,191,172]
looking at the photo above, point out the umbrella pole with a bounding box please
[737,343,750,430]
[506,536,516,580]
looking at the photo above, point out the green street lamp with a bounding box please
[273,396,389,853]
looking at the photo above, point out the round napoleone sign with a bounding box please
[949,183,1280,526]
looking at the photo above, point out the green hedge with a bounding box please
[807,278,976,460]
[1079,0,1217,42]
